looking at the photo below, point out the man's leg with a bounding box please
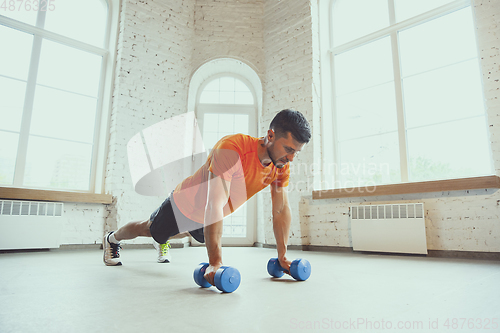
[103,194,194,266]
[103,219,152,266]
[153,231,190,263]
[113,219,152,241]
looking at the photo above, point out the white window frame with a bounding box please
[195,73,258,246]
[0,0,120,195]
[318,0,493,189]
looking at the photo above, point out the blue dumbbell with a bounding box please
[267,258,311,281]
[193,262,241,293]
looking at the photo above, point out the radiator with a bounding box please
[0,200,64,250]
[350,203,428,255]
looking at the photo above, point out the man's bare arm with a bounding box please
[203,171,231,285]
[271,183,292,272]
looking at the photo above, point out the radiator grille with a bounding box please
[0,200,63,217]
[351,203,423,220]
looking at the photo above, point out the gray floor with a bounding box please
[1,247,499,333]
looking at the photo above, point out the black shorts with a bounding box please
[149,193,205,244]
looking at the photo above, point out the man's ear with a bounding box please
[267,129,275,142]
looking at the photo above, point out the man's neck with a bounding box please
[257,137,272,167]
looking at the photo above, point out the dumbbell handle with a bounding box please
[193,263,241,293]
[269,257,293,272]
[268,258,311,281]
[276,261,290,274]
[267,258,288,278]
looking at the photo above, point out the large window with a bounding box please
[0,1,109,191]
[326,0,492,188]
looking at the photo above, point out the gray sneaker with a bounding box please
[103,232,122,266]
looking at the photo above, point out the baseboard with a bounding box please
[254,243,354,253]
[252,243,500,261]
[0,248,51,254]
[426,250,500,261]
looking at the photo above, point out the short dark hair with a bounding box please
[269,109,311,144]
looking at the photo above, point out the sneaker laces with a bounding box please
[159,241,171,256]
[109,242,122,259]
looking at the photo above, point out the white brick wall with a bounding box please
[192,0,264,75]
[59,203,107,245]
[259,0,316,246]
[103,0,195,245]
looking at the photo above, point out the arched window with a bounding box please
[198,75,256,150]
[0,1,110,192]
[321,0,493,188]
[199,76,254,105]
[190,59,260,244]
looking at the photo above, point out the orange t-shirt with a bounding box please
[172,134,289,224]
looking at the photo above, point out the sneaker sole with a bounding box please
[104,261,122,266]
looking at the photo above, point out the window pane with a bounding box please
[203,113,222,149]
[1,5,37,25]
[0,131,19,185]
[235,80,250,92]
[24,136,92,190]
[204,113,219,132]
[407,117,492,181]
[202,132,219,150]
[395,0,455,22]
[44,0,107,47]
[31,86,97,143]
[399,8,478,78]
[220,91,234,104]
[199,91,219,104]
[218,114,235,131]
[234,114,249,134]
[334,37,394,96]
[332,0,389,47]
[223,204,246,237]
[200,77,254,105]
[339,132,401,187]
[404,60,485,129]
[0,77,26,132]
[0,25,33,80]
[336,82,398,141]
[220,77,235,91]
[37,39,102,97]
[202,113,249,148]
[235,91,254,104]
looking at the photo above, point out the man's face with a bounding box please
[267,131,305,169]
